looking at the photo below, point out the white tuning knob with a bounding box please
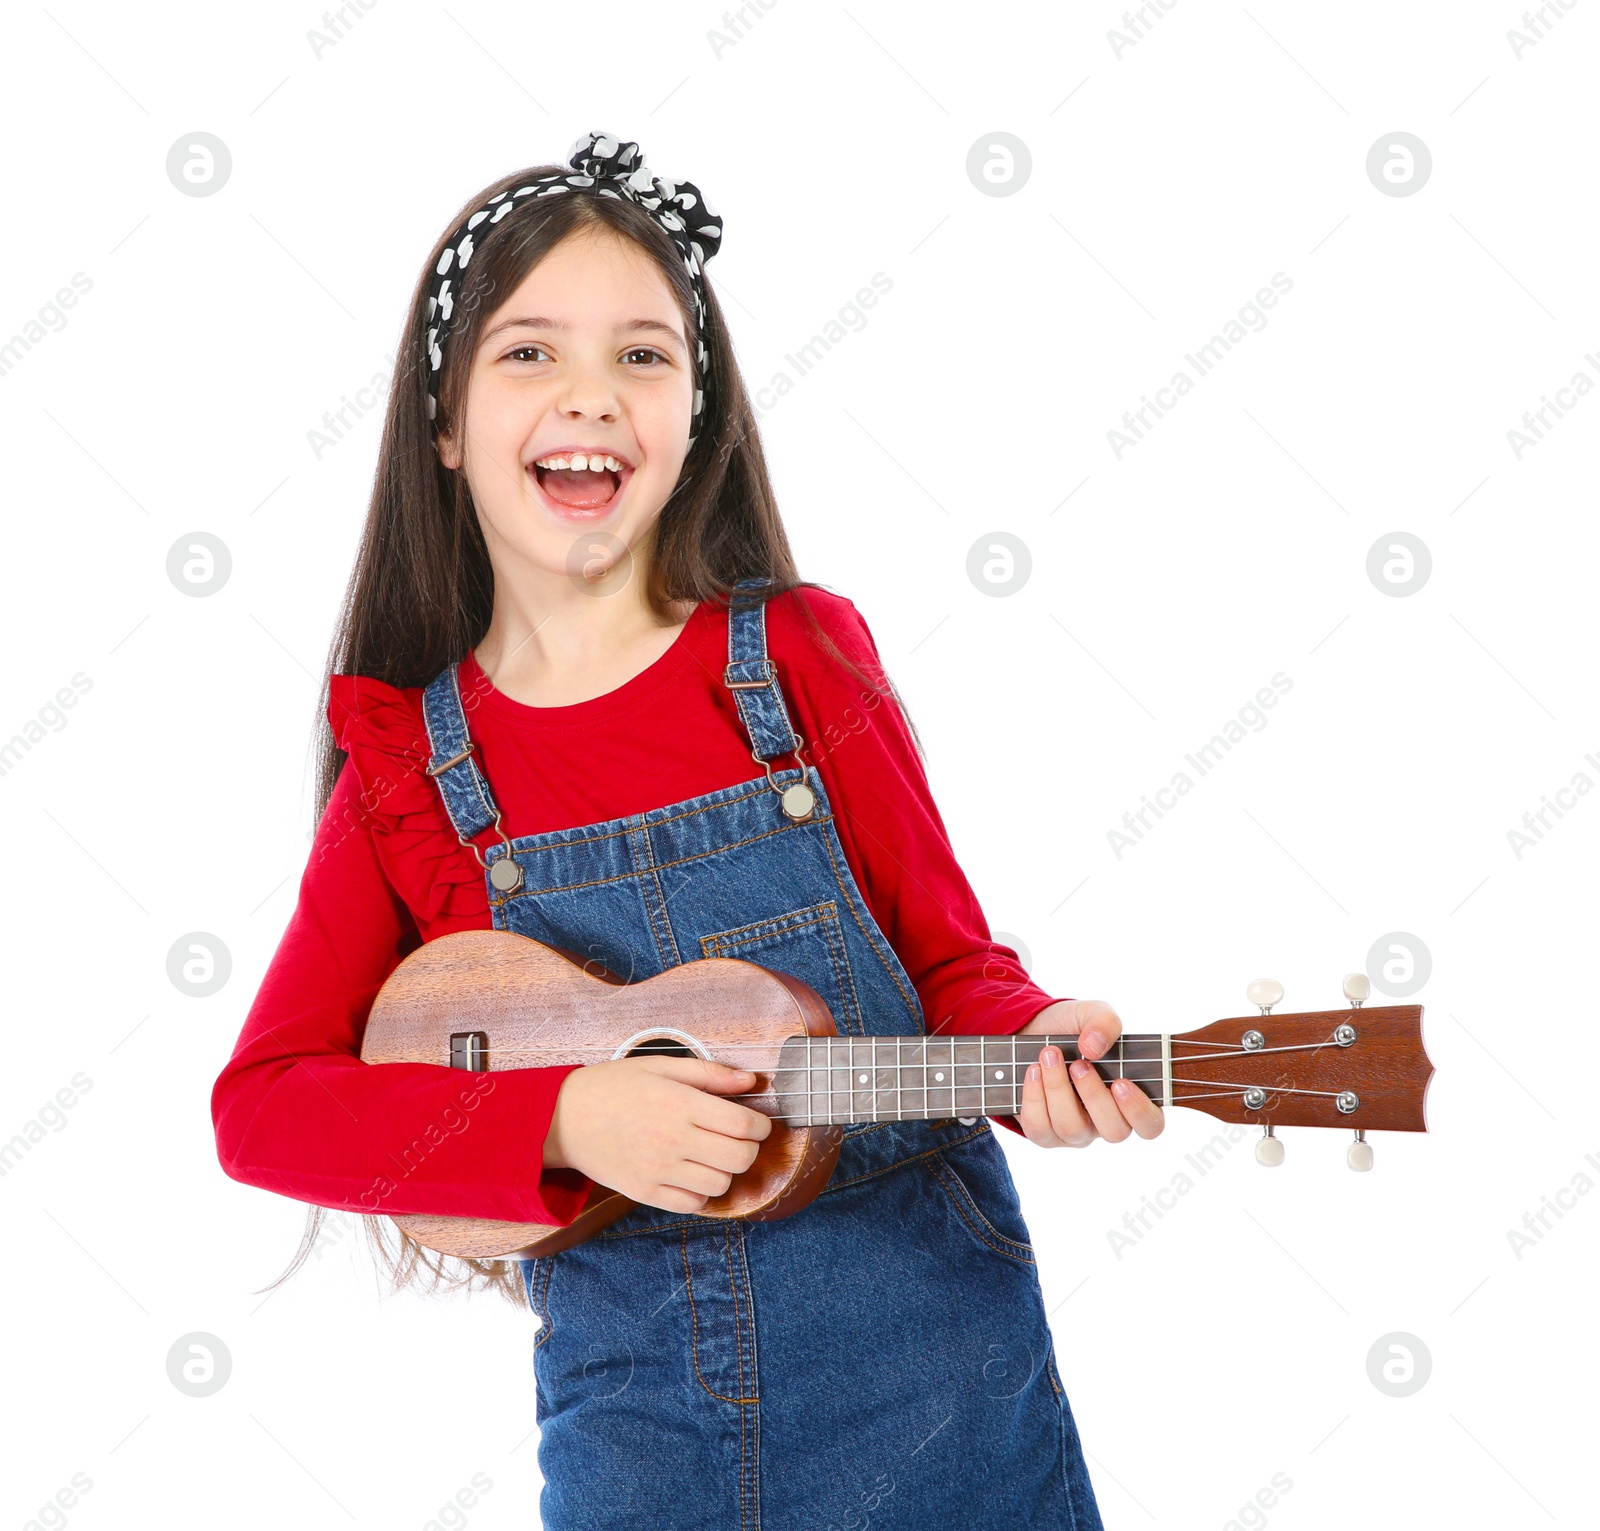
[1246,977,1284,1013]
[1255,1126,1284,1166]
[1343,972,1371,1006]
[1347,1131,1373,1171]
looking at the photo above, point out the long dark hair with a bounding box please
[269,159,922,1306]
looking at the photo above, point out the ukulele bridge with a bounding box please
[449,1031,489,1070]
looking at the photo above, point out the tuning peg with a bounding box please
[1343,972,1370,1007]
[1255,1124,1284,1166]
[1246,977,1284,1013]
[1347,1130,1373,1172]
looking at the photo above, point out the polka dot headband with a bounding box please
[423,130,723,450]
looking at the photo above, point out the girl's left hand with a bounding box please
[1015,1000,1166,1148]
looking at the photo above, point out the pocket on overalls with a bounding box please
[924,1126,1037,1266]
[698,900,863,1034]
[521,1256,555,1350]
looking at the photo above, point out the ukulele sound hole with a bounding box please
[625,1036,700,1059]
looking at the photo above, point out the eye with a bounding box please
[622,346,669,367]
[504,343,552,364]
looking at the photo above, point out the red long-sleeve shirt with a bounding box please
[211,585,1064,1227]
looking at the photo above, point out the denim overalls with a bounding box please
[420,579,1104,1531]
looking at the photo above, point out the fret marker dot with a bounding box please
[858,1073,868,1084]
[994,1070,1003,1079]
[935,1072,945,1082]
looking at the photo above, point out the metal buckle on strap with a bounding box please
[426,742,476,777]
[724,661,774,690]
[458,812,524,893]
[753,738,817,822]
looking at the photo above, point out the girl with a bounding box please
[212,131,1164,1530]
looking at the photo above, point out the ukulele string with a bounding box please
[412,1035,1361,1116]
[718,1082,1315,1120]
[719,1077,1349,1100]
[457,1030,1356,1062]
[1165,1078,1353,1098]
[462,1037,1349,1064]
[464,1040,1119,1060]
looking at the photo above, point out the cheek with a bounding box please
[458,392,535,482]
[634,381,696,469]
[469,380,535,447]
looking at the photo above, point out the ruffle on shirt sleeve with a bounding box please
[326,674,491,932]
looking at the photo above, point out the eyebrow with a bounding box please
[480,316,683,345]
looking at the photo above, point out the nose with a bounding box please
[556,353,622,424]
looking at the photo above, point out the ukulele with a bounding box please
[358,930,1434,1260]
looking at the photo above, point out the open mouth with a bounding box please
[529,454,630,517]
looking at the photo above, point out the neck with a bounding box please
[475,567,694,708]
[771,1033,1169,1125]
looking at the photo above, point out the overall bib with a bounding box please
[420,579,1104,1531]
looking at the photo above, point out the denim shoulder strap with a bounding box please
[420,663,502,843]
[724,577,802,761]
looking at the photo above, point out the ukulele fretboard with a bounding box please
[771,1033,1169,1125]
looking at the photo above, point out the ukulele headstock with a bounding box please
[1169,974,1433,1170]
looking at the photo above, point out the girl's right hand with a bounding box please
[542,1057,773,1213]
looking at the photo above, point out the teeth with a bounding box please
[535,453,623,472]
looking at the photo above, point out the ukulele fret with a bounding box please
[776,1034,1168,1125]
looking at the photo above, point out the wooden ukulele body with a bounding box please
[359,929,843,1260]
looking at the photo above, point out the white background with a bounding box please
[1,3,1594,1528]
